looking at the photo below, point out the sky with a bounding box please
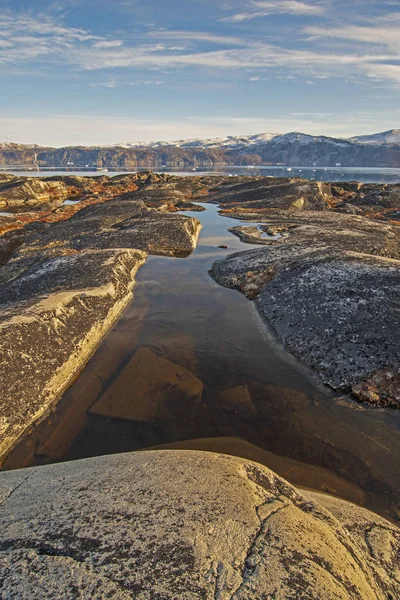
[0,0,399,146]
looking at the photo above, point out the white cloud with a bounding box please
[72,42,396,72]
[362,63,400,83]
[304,24,400,52]
[147,30,244,46]
[0,9,399,91]
[93,40,123,49]
[0,14,99,64]
[222,0,327,22]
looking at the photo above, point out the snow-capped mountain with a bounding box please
[350,130,400,145]
[1,130,399,168]
[117,132,280,150]
[116,129,400,154]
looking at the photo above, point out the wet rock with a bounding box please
[0,178,69,212]
[0,450,398,599]
[14,198,202,259]
[216,386,256,417]
[209,178,331,211]
[211,211,400,399]
[90,347,203,423]
[0,249,146,463]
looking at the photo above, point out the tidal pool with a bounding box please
[6,203,400,521]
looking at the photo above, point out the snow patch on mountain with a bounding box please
[116,132,280,150]
[350,130,400,145]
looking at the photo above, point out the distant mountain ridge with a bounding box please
[117,132,280,150]
[350,130,400,145]
[0,130,399,169]
[117,129,400,151]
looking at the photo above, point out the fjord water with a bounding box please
[14,200,400,522]
[8,165,400,184]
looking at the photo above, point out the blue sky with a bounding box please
[1,0,399,145]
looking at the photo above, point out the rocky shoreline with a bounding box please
[208,177,400,408]
[0,172,202,464]
[0,171,399,597]
[0,171,399,464]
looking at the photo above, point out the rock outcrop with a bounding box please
[0,177,69,212]
[0,450,398,599]
[13,197,202,259]
[0,249,146,462]
[0,181,202,463]
[211,177,400,220]
[211,210,400,406]
[208,178,332,211]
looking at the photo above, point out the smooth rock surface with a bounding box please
[0,450,398,599]
[0,249,146,462]
[90,347,203,423]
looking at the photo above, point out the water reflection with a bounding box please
[6,166,400,184]
[4,203,400,521]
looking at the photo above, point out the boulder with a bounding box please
[0,450,398,599]
[90,347,203,423]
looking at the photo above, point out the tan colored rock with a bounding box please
[0,178,69,212]
[0,249,146,463]
[0,450,398,599]
[90,347,203,422]
[217,386,256,416]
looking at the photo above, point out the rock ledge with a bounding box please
[0,450,398,599]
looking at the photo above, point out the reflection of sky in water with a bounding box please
[27,200,400,521]
[4,167,400,184]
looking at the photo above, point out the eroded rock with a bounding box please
[0,249,146,462]
[14,198,202,259]
[0,178,69,212]
[0,450,398,599]
[211,211,400,402]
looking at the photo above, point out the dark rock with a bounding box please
[13,198,202,259]
[0,249,146,462]
[209,178,332,211]
[211,211,400,399]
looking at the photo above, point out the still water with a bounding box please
[6,165,400,184]
[6,202,400,522]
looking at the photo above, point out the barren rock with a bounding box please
[0,450,398,599]
[0,249,146,462]
[211,211,400,401]
[15,198,202,259]
[0,178,69,212]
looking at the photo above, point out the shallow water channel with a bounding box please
[6,203,400,521]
